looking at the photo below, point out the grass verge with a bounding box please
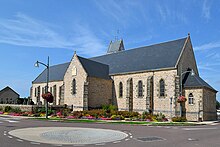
[31,117,201,126]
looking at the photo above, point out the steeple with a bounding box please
[107,39,125,54]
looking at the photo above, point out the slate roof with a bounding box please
[32,62,69,83]
[91,37,187,75]
[183,73,217,92]
[0,86,19,96]
[77,56,110,79]
[32,37,188,82]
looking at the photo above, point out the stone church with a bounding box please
[31,35,217,121]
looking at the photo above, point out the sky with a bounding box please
[0,0,220,101]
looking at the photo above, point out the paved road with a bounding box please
[0,116,220,147]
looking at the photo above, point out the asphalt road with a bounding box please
[0,116,220,147]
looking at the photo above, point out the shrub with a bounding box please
[116,111,140,118]
[102,104,117,113]
[172,117,187,122]
[33,113,40,117]
[111,115,124,120]
[155,113,166,122]
[37,107,46,113]
[12,107,21,113]
[72,111,83,119]
[62,108,71,117]
[4,106,12,112]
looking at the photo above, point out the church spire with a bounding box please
[107,39,125,54]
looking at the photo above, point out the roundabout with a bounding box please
[8,127,128,145]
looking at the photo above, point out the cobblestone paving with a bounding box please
[9,127,128,145]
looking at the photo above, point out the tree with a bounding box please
[216,100,220,109]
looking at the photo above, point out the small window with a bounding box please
[72,79,76,94]
[138,80,143,97]
[119,82,123,97]
[188,93,194,105]
[42,87,45,94]
[159,79,165,97]
[50,87,52,93]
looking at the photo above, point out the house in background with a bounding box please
[0,86,20,104]
[31,34,217,121]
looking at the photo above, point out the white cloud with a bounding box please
[0,13,105,56]
[194,41,220,51]
[156,3,187,24]
[202,0,212,21]
[94,0,146,26]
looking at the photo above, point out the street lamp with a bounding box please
[35,56,49,119]
[179,69,195,117]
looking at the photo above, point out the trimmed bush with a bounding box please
[172,117,187,122]
[111,115,124,120]
[4,106,12,112]
[12,107,21,113]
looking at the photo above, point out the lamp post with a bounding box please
[179,69,195,117]
[35,56,49,119]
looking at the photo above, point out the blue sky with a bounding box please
[0,0,220,101]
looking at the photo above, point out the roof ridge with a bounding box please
[90,37,187,59]
[50,62,70,67]
[78,55,108,66]
[0,86,19,96]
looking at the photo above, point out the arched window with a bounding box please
[119,82,123,97]
[159,79,165,97]
[72,79,76,95]
[138,80,143,97]
[188,93,194,105]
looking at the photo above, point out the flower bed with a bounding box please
[0,105,170,123]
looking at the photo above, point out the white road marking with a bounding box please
[188,138,198,141]
[52,144,62,146]
[16,139,24,142]
[95,143,105,146]
[125,138,130,141]
[7,120,19,123]
[128,133,132,135]
[210,123,218,126]
[183,127,217,131]
[30,142,41,145]
[8,136,13,139]
[113,141,121,144]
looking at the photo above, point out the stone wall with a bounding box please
[88,77,112,109]
[177,37,199,75]
[111,71,153,112]
[184,88,217,121]
[63,54,87,111]
[31,81,64,105]
[184,88,203,121]
[203,88,217,120]
[0,104,65,113]
[153,69,177,118]
[111,69,177,118]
